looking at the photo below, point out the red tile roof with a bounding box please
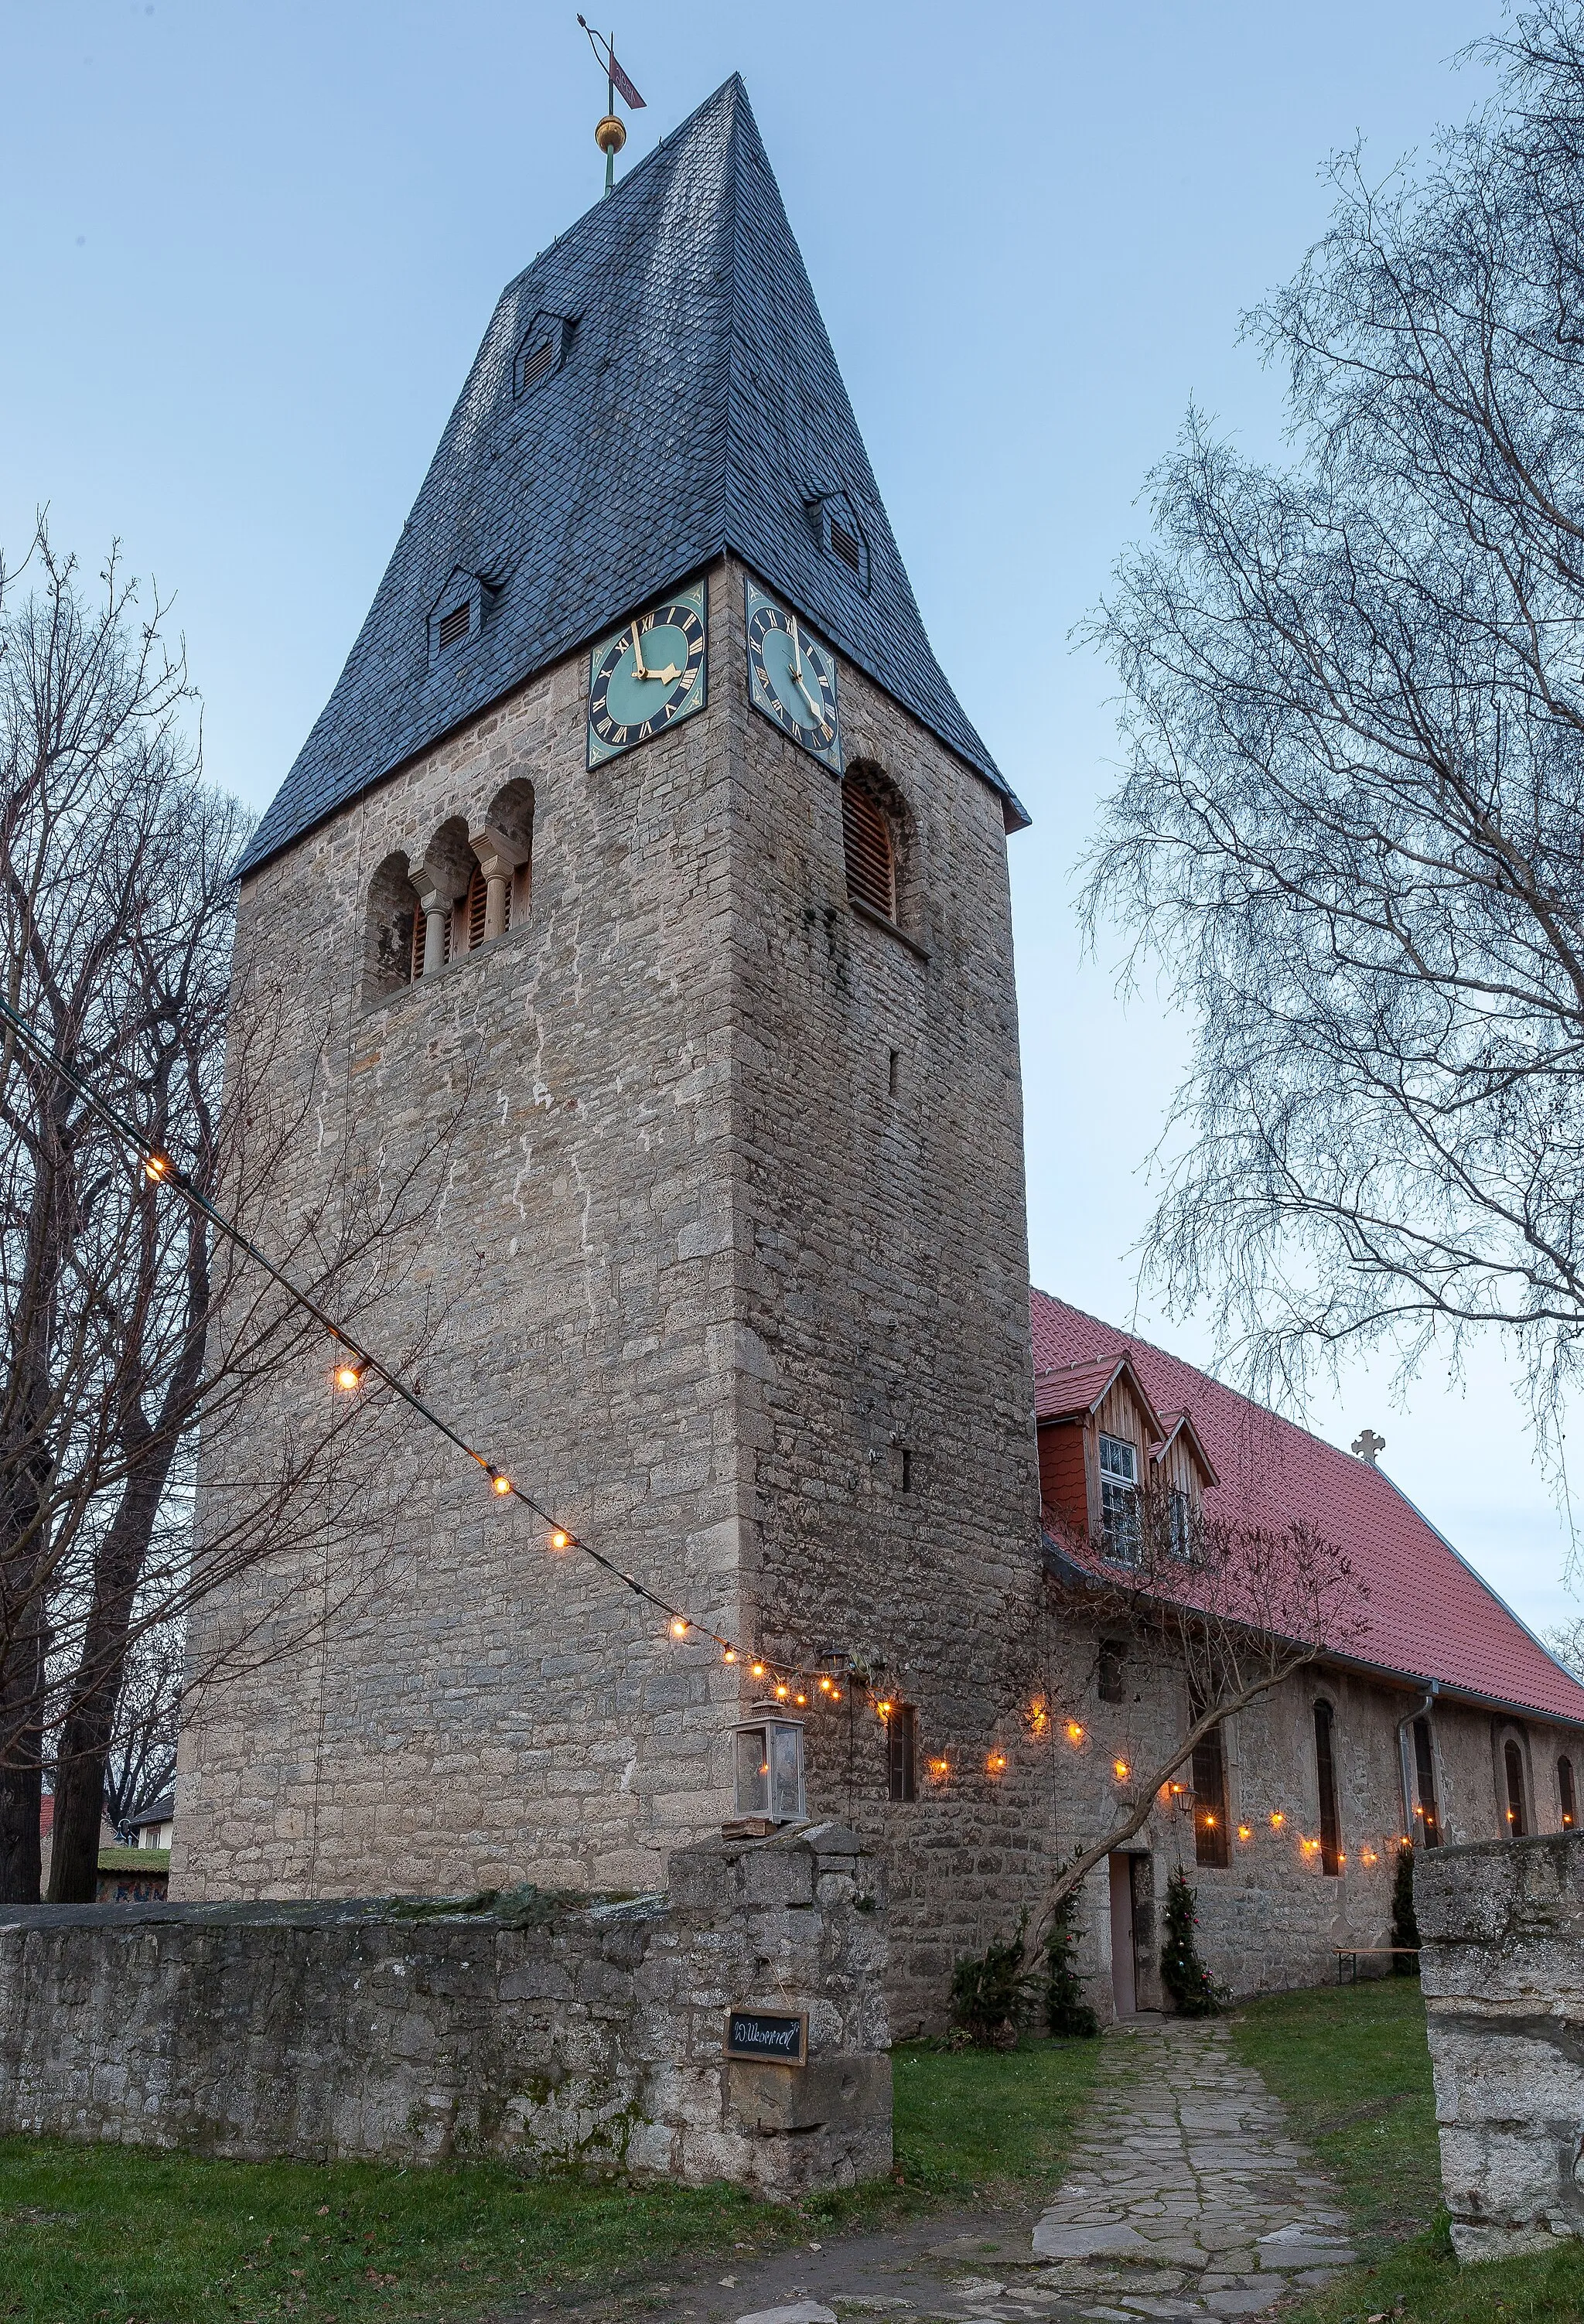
[1033,1288,1584,1728]
[1035,1355,1159,1428]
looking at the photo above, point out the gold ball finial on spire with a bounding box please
[596,112,626,158]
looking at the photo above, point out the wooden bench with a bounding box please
[1334,1945,1419,1984]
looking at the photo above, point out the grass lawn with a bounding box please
[1231,1976,1584,2323]
[0,2036,1103,2323]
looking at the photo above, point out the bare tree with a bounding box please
[1080,5,1584,1469]
[1032,1483,1366,1927]
[100,1615,183,1831]
[0,522,463,1903]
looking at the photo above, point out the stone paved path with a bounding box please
[1026,2016,1357,2322]
[518,2016,1358,2324]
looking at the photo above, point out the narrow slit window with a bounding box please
[1560,1755,1576,1830]
[842,778,896,920]
[438,602,471,650]
[1192,1723,1230,1868]
[1505,1738,1528,1836]
[888,1705,917,1802]
[900,1447,913,1493]
[1098,1640,1125,1705]
[1314,1701,1343,1874]
[1413,1715,1441,1846]
[887,1047,900,1098]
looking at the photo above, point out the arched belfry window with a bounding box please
[363,852,422,1007]
[842,773,896,922]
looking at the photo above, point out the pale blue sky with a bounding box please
[5,2,1570,1633]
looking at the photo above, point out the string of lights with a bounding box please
[0,985,1443,1858]
[0,986,837,1699]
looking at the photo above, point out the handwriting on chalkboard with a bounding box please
[723,2008,807,2066]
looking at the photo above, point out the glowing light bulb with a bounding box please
[722,1648,737,1664]
[1065,1721,1084,1744]
[929,1757,950,1781]
[142,1152,170,1182]
[773,1681,789,1700]
[1270,1812,1285,1830]
[1203,1813,1217,1827]
[670,1617,689,1639]
[987,1751,1007,1774]
[332,1360,364,1393]
[490,1471,513,1496]
[1113,1758,1131,1780]
[750,1661,766,1679]
[548,1528,572,1551]
[794,1691,807,1706]
[1238,1824,1252,1842]
[876,1699,893,1719]
[818,1677,834,1694]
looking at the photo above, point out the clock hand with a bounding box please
[646,663,682,684]
[630,619,649,680]
[792,664,824,724]
[787,616,825,725]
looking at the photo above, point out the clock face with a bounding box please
[745,578,842,772]
[587,579,708,766]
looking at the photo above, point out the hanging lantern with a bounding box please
[732,1701,807,1824]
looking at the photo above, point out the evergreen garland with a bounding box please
[1044,1890,1100,2037]
[1391,1840,1422,1973]
[948,1909,1036,2048]
[1160,1866,1227,2015]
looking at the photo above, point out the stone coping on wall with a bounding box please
[1418,1831,1584,2260]
[0,1822,890,2197]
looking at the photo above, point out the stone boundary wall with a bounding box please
[0,1824,889,2199]
[1417,1831,1584,2259]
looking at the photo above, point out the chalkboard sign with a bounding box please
[723,2008,807,2066]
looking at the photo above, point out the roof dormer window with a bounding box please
[1098,1432,1139,1565]
[427,567,486,664]
[811,491,870,592]
[513,311,572,399]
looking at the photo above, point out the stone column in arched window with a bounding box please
[414,836,473,978]
[469,786,534,945]
[468,825,528,940]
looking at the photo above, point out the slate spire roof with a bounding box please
[238,76,1022,878]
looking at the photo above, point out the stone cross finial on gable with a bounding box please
[1351,1428,1386,1466]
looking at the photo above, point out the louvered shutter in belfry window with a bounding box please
[466,865,488,951]
[411,911,426,979]
[842,780,895,920]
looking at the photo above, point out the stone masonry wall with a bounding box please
[1417,1831,1584,2261]
[1026,1623,1583,2030]
[175,549,1050,2033]
[0,1827,889,2198]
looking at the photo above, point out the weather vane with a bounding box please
[576,17,647,196]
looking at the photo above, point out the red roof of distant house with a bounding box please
[1033,1289,1584,1728]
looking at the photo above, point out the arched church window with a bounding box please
[842,774,896,922]
[1313,1700,1343,1875]
[1504,1736,1529,1836]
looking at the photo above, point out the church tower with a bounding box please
[175,78,1043,2027]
